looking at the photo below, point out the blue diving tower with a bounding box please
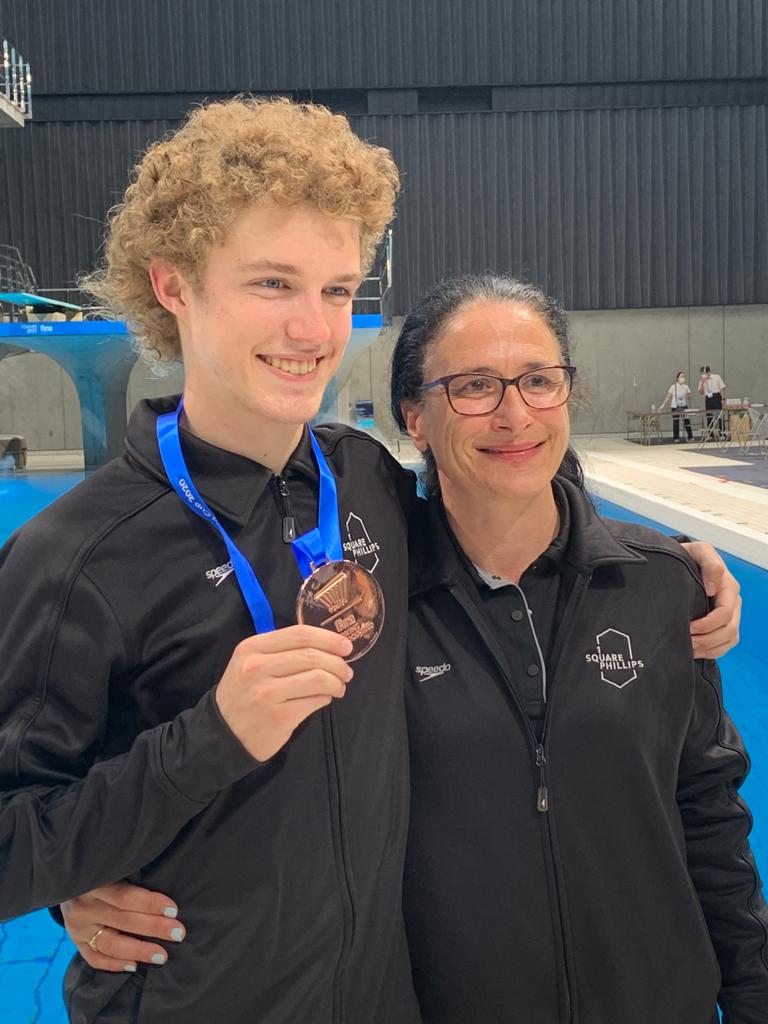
[0,234,393,469]
[0,314,387,469]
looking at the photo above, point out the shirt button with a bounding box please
[511,609,524,622]
[527,664,540,676]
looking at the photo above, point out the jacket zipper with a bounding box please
[450,583,551,815]
[327,711,356,1024]
[535,744,549,812]
[273,474,354,1022]
[536,568,592,1024]
[450,573,591,1023]
[273,475,297,542]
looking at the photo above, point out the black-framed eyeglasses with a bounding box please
[420,366,576,415]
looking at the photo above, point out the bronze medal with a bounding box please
[296,560,385,662]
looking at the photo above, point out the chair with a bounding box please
[743,409,768,457]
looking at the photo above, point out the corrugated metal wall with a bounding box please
[3,0,767,92]
[3,105,766,310]
[1,120,174,288]
[371,105,768,309]
[1,0,766,311]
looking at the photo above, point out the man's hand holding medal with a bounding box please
[214,625,354,762]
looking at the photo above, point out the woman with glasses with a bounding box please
[392,274,767,1024]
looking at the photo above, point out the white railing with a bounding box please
[353,229,393,319]
[2,39,32,119]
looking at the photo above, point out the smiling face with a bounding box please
[154,202,362,452]
[402,301,571,506]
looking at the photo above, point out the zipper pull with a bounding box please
[535,744,549,813]
[276,477,296,543]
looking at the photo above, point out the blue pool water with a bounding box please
[0,473,85,547]
[0,474,765,1022]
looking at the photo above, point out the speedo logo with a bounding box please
[415,663,451,682]
[205,560,235,587]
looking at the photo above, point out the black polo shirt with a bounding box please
[461,483,571,741]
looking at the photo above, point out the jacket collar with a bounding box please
[409,476,646,597]
[124,395,318,527]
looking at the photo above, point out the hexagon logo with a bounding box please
[595,628,639,688]
[343,512,380,573]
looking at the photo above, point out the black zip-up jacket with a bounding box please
[0,397,421,1024]
[404,480,768,1024]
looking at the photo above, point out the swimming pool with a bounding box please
[0,472,86,547]
[0,474,765,1022]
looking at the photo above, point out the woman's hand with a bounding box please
[683,541,742,659]
[61,882,185,972]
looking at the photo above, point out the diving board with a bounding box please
[0,291,83,311]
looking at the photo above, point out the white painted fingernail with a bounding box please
[124,963,137,973]
[152,953,167,965]
[163,906,178,919]
[169,927,185,942]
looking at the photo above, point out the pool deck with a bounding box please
[573,434,768,569]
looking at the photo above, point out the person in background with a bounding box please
[659,369,693,442]
[698,364,726,440]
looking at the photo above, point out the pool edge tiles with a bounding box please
[586,471,768,571]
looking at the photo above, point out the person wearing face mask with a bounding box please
[698,365,727,440]
[658,370,693,442]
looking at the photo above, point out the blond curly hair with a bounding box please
[85,97,400,362]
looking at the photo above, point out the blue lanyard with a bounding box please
[156,399,344,634]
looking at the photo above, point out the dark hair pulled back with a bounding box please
[389,273,585,495]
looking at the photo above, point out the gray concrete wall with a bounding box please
[0,351,82,449]
[126,358,185,416]
[0,351,184,450]
[344,305,768,441]
[1,306,765,449]
[568,305,768,435]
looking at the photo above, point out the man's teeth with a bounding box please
[263,356,317,375]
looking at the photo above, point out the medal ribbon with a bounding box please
[156,399,344,634]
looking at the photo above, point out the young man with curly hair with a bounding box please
[0,97,739,1023]
[0,97,421,1023]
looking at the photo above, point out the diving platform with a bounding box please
[0,315,387,470]
[0,291,83,312]
[0,321,136,468]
